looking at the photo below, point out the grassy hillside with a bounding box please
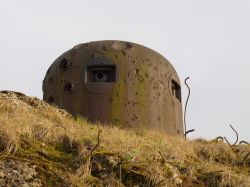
[0,91,249,186]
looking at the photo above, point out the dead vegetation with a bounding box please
[0,91,249,186]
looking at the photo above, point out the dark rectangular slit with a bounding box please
[171,80,181,103]
[87,65,116,83]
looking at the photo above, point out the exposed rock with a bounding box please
[0,158,42,187]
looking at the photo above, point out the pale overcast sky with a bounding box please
[0,0,249,142]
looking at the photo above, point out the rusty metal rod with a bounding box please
[184,77,190,140]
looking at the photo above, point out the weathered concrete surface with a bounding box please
[43,40,183,135]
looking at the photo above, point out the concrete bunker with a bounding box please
[43,40,183,135]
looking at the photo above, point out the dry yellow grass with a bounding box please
[0,91,249,186]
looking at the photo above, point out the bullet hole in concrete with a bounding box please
[134,69,139,76]
[60,58,71,71]
[171,79,181,103]
[48,96,55,103]
[113,118,120,122]
[121,50,126,56]
[64,82,73,92]
[132,114,138,121]
[139,79,144,83]
[48,78,54,85]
